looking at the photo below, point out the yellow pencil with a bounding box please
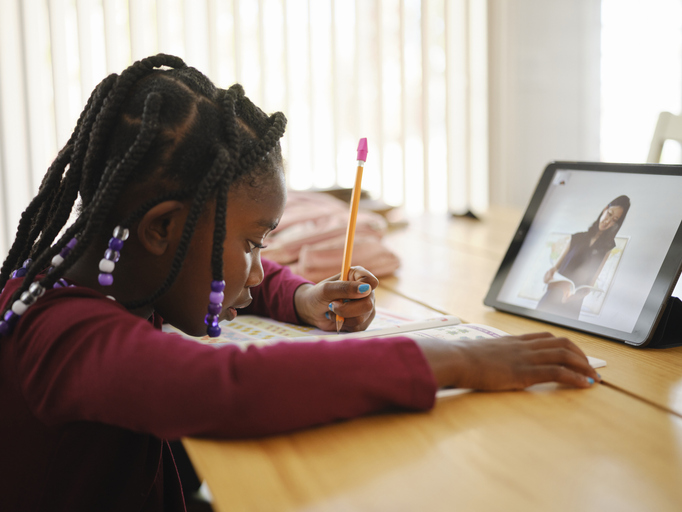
[336,138,368,333]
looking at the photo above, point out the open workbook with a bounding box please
[163,308,606,369]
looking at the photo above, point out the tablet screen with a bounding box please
[484,162,682,346]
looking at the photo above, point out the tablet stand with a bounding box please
[647,296,682,348]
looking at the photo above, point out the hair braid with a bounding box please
[81,55,186,205]
[3,91,163,307]
[1,73,120,287]
[211,175,229,282]
[237,111,287,172]
[220,86,242,158]
[58,92,163,277]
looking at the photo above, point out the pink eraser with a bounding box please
[356,138,368,162]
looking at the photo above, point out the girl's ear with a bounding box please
[137,201,186,256]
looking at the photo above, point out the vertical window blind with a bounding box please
[0,0,489,259]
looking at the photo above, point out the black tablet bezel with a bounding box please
[483,161,682,347]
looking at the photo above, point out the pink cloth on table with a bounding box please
[262,190,400,281]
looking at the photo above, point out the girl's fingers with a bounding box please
[525,335,590,359]
[346,266,379,288]
[521,365,596,389]
[328,297,376,331]
[328,295,374,316]
[511,333,591,364]
[524,347,599,379]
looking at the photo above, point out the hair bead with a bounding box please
[11,300,29,316]
[0,320,11,337]
[10,259,32,279]
[98,273,115,286]
[108,237,124,252]
[28,282,45,298]
[211,280,225,292]
[97,227,128,287]
[113,226,129,240]
[104,249,120,262]
[209,291,224,304]
[204,279,225,337]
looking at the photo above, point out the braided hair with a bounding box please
[0,54,287,331]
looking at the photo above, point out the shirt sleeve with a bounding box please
[13,287,437,440]
[242,258,313,323]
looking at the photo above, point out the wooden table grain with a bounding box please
[185,370,682,512]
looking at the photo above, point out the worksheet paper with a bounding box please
[162,309,606,369]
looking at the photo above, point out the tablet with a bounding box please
[484,161,682,347]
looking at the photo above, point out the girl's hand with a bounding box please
[415,332,601,390]
[294,266,379,332]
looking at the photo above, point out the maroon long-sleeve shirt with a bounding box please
[0,259,436,511]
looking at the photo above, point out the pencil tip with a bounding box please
[336,317,343,333]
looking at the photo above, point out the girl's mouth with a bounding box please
[222,299,252,322]
[224,307,238,322]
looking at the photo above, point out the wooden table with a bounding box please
[183,209,682,512]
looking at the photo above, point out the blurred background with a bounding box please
[1,0,681,258]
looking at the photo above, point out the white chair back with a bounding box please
[647,111,682,163]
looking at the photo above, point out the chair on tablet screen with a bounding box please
[647,111,682,163]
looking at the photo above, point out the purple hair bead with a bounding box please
[205,313,221,338]
[207,303,222,315]
[0,299,22,337]
[209,291,224,304]
[204,314,219,327]
[211,280,226,292]
[108,237,124,252]
[207,325,222,337]
[98,273,114,286]
[204,280,226,337]
[11,258,32,279]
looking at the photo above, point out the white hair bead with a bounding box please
[51,254,64,267]
[11,300,28,316]
[99,258,116,273]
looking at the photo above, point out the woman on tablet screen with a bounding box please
[538,195,631,318]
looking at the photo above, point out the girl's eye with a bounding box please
[247,240,267,252]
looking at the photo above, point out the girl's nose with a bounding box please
[246,256,264,288]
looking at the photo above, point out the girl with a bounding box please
[0,55,599,511]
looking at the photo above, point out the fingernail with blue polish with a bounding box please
[328,302,334,311]
[587,377,595,385]
[358,283,370,293]
[596,372,602,380]
[325,311,331,320]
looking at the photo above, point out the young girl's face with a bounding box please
[156,168,287,336]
